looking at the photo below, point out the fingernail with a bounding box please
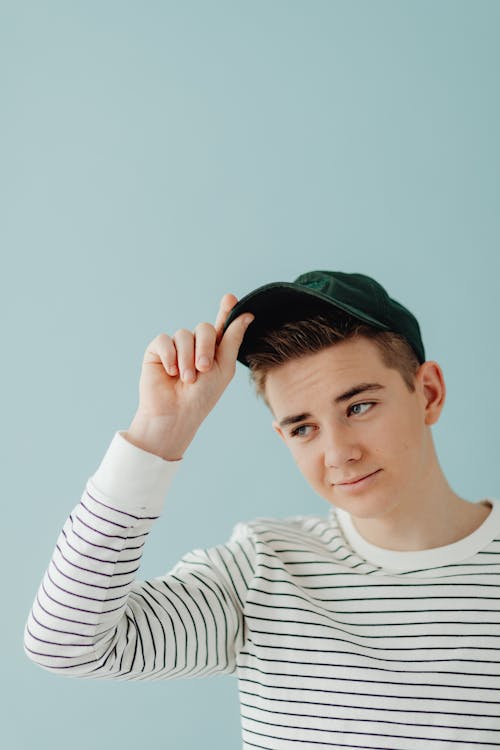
[183,369,195,382]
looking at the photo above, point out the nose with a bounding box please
[322,421,362,469]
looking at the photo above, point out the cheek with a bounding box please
[375,418,420,468]
[293,447,324,481]
[292,448,307,469]
[289,444,312,468]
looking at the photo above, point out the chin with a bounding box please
[327,488,393,518]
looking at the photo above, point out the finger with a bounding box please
[172,329,196,383]
[216,312,255,375]
[144,334,179,377]
[193,322,217,372]
[214,293,239,343]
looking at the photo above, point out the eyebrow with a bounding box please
[278,382,386,429]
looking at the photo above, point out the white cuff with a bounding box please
[87,430,182,516]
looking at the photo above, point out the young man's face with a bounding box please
[266,337,441,521]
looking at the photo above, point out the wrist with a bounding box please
[125,414,190,462]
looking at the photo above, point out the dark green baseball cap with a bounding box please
[222,269,426,366]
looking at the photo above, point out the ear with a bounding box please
[272,420,286,443]
[417,361,446,426]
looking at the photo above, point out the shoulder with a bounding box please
[228,513,331,542]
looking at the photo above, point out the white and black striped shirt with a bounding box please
[24,430,500,749]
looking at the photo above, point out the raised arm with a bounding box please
[23,296,256,680]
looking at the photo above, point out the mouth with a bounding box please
[336,469,381,486]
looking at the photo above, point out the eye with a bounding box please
[289,424,315,438]
[348,401,375,417]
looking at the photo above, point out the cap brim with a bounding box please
[222,282,390,366]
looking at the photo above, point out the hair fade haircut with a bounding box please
[245,309,421,411]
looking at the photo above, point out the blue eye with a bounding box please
[290,424,314,438]
[348,401,375,416]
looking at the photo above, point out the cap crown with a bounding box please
[223,269,426,366]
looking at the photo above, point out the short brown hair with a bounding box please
[245,310,421,410]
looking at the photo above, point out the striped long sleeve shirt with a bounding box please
[24,430,500,749]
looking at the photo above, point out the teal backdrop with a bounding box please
[4,1,500,748]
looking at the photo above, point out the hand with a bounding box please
[126,294,254,460]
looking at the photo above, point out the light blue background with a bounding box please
[4,1,499,747]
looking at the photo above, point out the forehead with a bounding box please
[265,338,392,411]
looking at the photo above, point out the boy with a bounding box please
[24,270,500,748]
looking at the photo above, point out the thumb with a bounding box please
[216,313,255,373]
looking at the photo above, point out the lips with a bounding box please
[337,470,379,485]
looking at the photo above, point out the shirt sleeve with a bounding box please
[23,431,256,681]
